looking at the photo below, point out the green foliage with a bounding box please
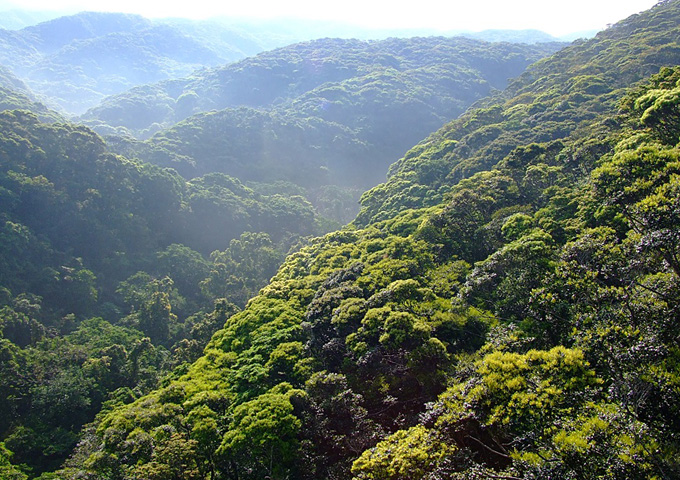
[345,61,680,480]
[355,0,680,227]
[88,36,558,138]
[0,86,62,124]
[0,107,312,472]
[86,37,559,225]
[441,346,600,430]
[217,387,303,479]
[463,229,556,323]
[0,442,27,480]
[351,425,449,480]
[6,2,680,479]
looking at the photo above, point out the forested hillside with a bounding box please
[0,11,564,117]
[87,37,561,223]
[0,23,566,477]
[0,104,334,475]
[81,37,560,138]
[25,1,678,479]
[0,12,267,114]
[0,66,62,123]
[0,16,563,224]
[1,1,680,479]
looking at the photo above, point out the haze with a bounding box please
[0,0,660,36]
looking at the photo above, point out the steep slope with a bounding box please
[356,0,680,225]
[0,101,334,474]
[0,65,63,122]
[0,65,32,93]
[50,2,680,480]
[0,85,63,123]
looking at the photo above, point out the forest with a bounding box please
[1,0,680,479]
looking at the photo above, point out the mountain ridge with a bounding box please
[0,10,567,116]
[42,1,680,479]
[1,1,680,478]
[0,12,265,113]
[85,36,561,223]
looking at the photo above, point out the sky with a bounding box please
[0,0,661,36]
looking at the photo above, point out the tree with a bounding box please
[351,425,448,480]
[217,387,303,480]
[0,442,27,480]
[201,232,283,307]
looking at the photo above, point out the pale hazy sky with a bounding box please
[0,0,661,36]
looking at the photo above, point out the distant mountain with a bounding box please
[88,37,562,222]
[461,28,561,43]
[84,36,563,141]
[59,2,680,480]
[0,12,268,114]
[0,9,567,45]
[19,11,152,51]
[209,17,566,45]
[0,65,62,122]
[0,9,66,30]
[0,10,569,116]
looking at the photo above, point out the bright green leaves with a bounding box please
[348,306,428,354]
[593,142,680,210]
[130,432,201,480]
[0,442,27,480]
[351,425,450,480]
[217,386,303,480]
[350,346,603,480]
[593,113,680,277]
[187,404,220,461]
[439,347,600,433]
[500,212,535,241]
[632,79,680,145]
[379,310,424,350]
[265,341,310,384]
[216,296,303,356]
[639,86,680,143]
[212,297,305,398]
[514,402,662,478]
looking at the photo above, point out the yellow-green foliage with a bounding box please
[438,346,600,430]
[57,6,680,480]
[217,386,304,477]
[351,425,450,480]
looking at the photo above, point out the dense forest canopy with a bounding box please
[0,105,330,476]
[0,11,565,116]
[0,11,274,114]
[80,37,561,137]
[1,0,680,479]
[89,37,561,224]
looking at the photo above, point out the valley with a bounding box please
[0,2,679,478]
